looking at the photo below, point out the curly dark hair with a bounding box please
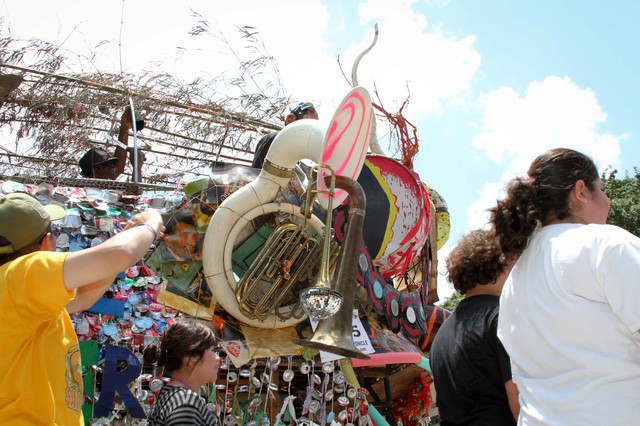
[445,228,507,295]
[490,148,599,261]
[154,319,216,375]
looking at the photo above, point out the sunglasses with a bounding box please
[38,224,53,245]
[95,162,117,170]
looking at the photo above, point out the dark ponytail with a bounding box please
[490,148,599,261]
[147,319,216,375]
[490,177,541,262]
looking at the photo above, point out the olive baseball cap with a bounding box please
[0,192,67,254]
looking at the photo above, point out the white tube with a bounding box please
[203,119,326,328]
[264,119,326,171]
[203,87,372,328]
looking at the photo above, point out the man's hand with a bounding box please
[126,147,146,167]
[124,209,165,238]
[121,105,145,131]
[121,106,133,128]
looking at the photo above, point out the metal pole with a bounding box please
[128,96,140,183]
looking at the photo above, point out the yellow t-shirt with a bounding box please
[0,251,84,425]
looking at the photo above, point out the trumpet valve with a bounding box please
[282,260,292,280]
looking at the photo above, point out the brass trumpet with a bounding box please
[233,164,341,323]
[295,174,371,360]
[299,164,343,320]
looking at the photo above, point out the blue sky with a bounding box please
[4,0,639,298]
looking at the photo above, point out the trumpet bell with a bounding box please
[294,175,371,361]
[294,321,370,360]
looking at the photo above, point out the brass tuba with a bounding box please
[202,87,373,328]
[295,175,371,359]
[202,119,327,328]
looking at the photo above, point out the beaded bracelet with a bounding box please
[134,223,158,242]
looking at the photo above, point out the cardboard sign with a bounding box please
[309,310,375,363]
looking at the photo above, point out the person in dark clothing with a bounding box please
[430,228,519,425]
[251,101,318,169]
[78,106,146,180]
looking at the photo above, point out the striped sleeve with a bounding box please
[147,387,216,425]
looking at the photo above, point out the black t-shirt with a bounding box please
[251,131,278,169]
[430,295,516,426]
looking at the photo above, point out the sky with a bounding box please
[3,0,639,299]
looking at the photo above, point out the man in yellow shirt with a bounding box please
[0,193,164,424]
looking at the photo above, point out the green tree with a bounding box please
[440,291,464,312]
[602,168,640,237]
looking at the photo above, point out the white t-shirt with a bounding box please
[498,223,640,425]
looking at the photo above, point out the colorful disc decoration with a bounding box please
[357,155,430,278]
[424,183,450,250]
[316,86,373,209]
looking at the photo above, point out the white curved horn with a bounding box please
[202,87,373,328]
[202,120,325,328]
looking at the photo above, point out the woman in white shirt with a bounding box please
[490,147,640,425]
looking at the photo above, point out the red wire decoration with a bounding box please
[392,372,433,425]
[373,99,420,170]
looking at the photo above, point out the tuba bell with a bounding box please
[294,175,371,360]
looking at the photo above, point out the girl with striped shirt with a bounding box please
[147,320,219,425]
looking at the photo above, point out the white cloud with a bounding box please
[5,0,481,123]
[467,75,624,231]
[425,0,453,9]
[435,240,455,301]
[473,76,621,173]
[349,0,480,117]
[465,180,505,231]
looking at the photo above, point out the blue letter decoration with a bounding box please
[94,345,145,418]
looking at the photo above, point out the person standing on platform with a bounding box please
[252,101,318,169]
[78,106,146,180]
